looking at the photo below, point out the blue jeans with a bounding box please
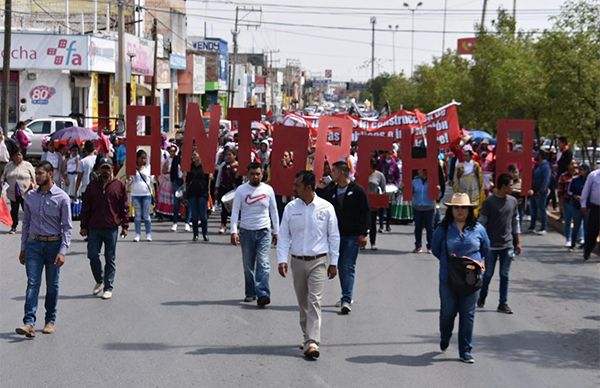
[87,228,118,291]
[132,195,152,235]
[413,208,434,249]
[571,206,587,247]
[529,191,548,231]
[439,281,479,358]
[563,201,583,242]
[239,228,272,298]
[189,196,208,237]
[339,235,360,303]
[480,248,513,305]
[23,240,61,325]
[172,180,191,224]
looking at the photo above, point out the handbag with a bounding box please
[444,227,485,296]
[137,169,156,206]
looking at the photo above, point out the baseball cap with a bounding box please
[97,156,113,168]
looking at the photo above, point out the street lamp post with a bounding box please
[403,1,422,78]
[388,24,399,74]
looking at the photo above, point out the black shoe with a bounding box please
[257,296,271,307]
[193,235,199,242]
[386,226,391,232]
[378,227,384,233]
[203,235,209,242]
[497,303,513,314]
[583,252,590,261]
[440,339,449,352]
[477,297,485,308]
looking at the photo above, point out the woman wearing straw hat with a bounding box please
[452,146,484,212]
[431,193,490,364]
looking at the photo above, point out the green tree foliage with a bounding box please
[536,0,600,164]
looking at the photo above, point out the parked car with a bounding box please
[10,118,78,158]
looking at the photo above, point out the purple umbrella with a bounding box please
[50,126,99,142]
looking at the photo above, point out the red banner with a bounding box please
[0,199,12,227]
[457,37,477,55]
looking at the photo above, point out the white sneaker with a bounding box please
[534,230,547,235]
[101,290,113,300]
[335,299,354,307]
[171,224,178,232]
[564,240,572,247]
[146,234,152,242]
[93,282,103,295]
[133,235,141,242]
[578,238,585,245]
[184,224,191,232]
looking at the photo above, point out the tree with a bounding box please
[536,0,600,165]
[381,74,417,112]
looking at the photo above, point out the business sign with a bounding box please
[457,37,477,55]
[89,36,116,73]
[193,55,206,94]
[325,69,332,79]
[126,34,154,76]
[29,85,56,105]
[0,33,87,70]
[170,53,187,70]
[190,40,221,52]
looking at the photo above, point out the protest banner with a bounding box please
[400,125,440,202]
[227,108,262,176]
[312,116,354,180]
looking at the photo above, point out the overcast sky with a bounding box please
[186,0,568,82]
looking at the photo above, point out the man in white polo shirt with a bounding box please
[230,162,279,307]
[277,170,340,360]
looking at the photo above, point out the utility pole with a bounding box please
[229,6,239,108]
[228,6,262,108]
[403,2,423,78]
[1,0,12,135]
[370,16,376,81]
[151,18,158,106]
[513,0,517,25]
[388,24,398,74]
[442,0,447,54]
[117,0,126,132]
[264,49,279,113]
[480,0,488,33]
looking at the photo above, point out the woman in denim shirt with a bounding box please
[431,193,490,363]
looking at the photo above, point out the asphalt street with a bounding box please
[0,213,598,388]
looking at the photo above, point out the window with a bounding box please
[28,121,51,134]
[56,121,73,131]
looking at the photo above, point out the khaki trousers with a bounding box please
[291,255,327,347]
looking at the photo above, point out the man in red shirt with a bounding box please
[80,157,129,300]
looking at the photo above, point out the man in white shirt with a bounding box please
[75,141,97,197]
[277,170,340,360]
[230,162,279,307]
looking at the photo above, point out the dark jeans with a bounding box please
[571,206,587,248]
[189,196,208,238]
[369,210,378,245]
[339,236,359,303]
[529,191,548,231]
[23,239,61,325]
[439,281,479,358]
[10,197,24,229]
[239,227,272,298]
[480,248,514,305]
[172,180,191,224]
[87,227,119,292]
[584,204,599,257]
[276,195,287,223]
[378,205,391,229]
[413,208,434,249]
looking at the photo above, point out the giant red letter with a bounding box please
[227,108,261,176]
[181,103,221,173]
[126,105,162,176]
[270,124,310,196]
[356,135,394,208]
[401,126,440,201]
[313,116,353,180]
[495,119,535,195]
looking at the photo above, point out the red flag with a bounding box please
[0,199,13,227]
[457,38,476,55]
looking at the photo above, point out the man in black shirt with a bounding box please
[317,161,369,314]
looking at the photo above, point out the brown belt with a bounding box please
[291,253,327,261]
[31,235,61,242]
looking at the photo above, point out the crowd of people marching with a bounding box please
[0,126,598,363]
